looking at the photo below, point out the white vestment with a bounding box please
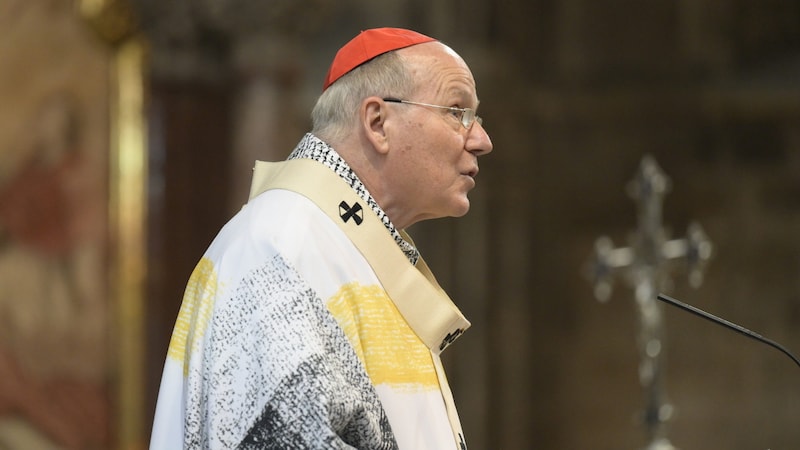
[150,154,470,449]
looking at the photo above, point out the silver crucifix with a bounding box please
[585,155,713,450]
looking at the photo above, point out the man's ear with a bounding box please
[361,97,390,155]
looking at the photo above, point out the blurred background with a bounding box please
[2,0,800,448]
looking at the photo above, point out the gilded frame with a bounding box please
[108,38,148,450]
[85,1,148,449]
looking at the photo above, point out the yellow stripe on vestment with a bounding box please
[167,257,218,376]
[327,283,438,390]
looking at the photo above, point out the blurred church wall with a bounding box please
[2,0,800,448]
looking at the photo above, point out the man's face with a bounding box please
[383,42,493,228]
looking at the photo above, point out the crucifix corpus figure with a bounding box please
[585,154,713,450]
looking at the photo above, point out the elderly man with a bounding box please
[150,27,492,450]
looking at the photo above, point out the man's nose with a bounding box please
[467,121,493,156]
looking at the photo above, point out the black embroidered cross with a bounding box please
[339,200,364,225]
[439,328,464,351]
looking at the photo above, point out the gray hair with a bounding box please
[311,51,415,143]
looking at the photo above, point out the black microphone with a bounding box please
[656,293,800,369]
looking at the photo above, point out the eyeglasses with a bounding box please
[383,98,483,129]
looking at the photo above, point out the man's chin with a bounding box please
[449,199,471,218]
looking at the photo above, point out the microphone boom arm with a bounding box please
[656,293,800,369]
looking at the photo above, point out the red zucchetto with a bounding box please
[322,27,436,92]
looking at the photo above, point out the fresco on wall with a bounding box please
[0,0,112,448]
